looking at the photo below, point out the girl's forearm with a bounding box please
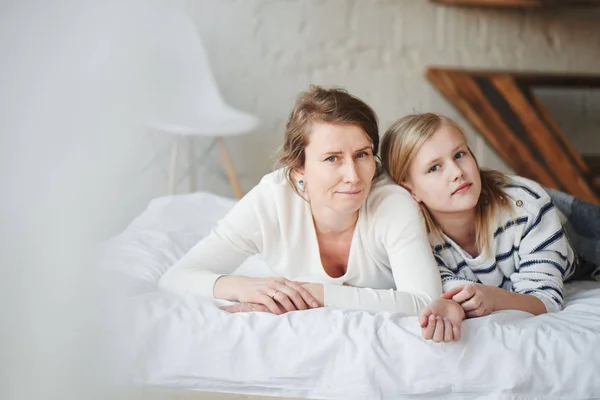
[492,287,547,315]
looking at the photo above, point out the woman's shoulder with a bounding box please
[251,168,297,195]
[364,174,420,219]
[256,168,288,186]
[238,168,301,211]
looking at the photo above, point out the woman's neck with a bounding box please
[311,206,358,237]
[431,209,477,254]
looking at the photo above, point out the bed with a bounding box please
[100,191,600,400]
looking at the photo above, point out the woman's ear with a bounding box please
[293,167,304,179]
[401,180,421,203]
[292,167,305,186]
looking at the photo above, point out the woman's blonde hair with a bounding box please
[276,85,382,196]
[380,113,512,256]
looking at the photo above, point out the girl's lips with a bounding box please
[452,183,472,195]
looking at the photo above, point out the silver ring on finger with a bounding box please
[270,290,278,299]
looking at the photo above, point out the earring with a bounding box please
[299,180,304,185]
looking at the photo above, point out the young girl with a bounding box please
[381,113,599,326]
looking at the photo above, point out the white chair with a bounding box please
[144,3,259,198]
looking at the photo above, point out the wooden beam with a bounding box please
[427,68,600,88]
[491,75,597,201]
[529,94,589,175]
[582,155,600,192]
[431,0,600,7]
[426,67,600,204]
[426,69,561,189]
[431,0,544,6]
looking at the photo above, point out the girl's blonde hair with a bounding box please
[380,113,512,256]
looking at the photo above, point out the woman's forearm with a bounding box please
[158,267,225,298]
[322,284,434,314]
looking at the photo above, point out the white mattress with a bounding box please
[100,191,600,400]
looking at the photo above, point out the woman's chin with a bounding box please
[335,201,364,215]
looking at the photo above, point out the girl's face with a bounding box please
[403,123,481,217]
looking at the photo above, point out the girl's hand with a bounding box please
[419,299,465,342]
[220,302,271,313]
[215,276,320,315]
[441,283,497,318]
[300,283,324,307]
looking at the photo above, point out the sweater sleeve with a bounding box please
[512,188,570,313]
[158,183,270,298]
[323,186,443,315]
[435,254,475,292]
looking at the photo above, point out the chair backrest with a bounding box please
[143,3,226,125]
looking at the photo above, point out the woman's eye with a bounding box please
[455,151,466,159]
[428,165,440,173]
[326,156,338,163]
[356,152,369,159]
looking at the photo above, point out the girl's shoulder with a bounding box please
[428,232,452,254]
[500,174,553,216]
[502,174,548,199]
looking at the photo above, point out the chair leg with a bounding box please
[188,136,196,193]
[168,136,180,195]
[216,138,243,199]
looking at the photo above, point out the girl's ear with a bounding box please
[400,180,422,203]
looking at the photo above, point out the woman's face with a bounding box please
[299,122,377,217]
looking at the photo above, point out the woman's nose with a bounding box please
[343,161,360,183]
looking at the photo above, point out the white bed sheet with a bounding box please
[100,192,600,400]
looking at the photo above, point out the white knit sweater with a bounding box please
[158,169,443,315]
[431,175,577,313]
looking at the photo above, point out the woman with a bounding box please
[380,112,599,335]
[158,86,463,341]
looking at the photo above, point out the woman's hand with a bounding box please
[441,283,497,318]
[419,299,465,342]
[215,276,320,315]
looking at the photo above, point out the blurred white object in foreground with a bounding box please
[0,0,175,399]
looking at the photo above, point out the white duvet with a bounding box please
[101,191,600,400]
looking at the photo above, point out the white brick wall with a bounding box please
[178,0,599,193]
[112,0,599,236]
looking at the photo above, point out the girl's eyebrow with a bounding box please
[451,143,466,152]
[424,156,441,167]
[423,144,466,167]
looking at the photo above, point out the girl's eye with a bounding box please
[455,151,466,159]
[325,156,338,163]
[428,165,440,173]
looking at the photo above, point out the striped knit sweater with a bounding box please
[430,175,577,313]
